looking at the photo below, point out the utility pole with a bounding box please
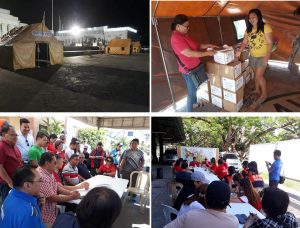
[52,0,53,31]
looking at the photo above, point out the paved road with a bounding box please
[0,53,149,112]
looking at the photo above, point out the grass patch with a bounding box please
[261,172,300,192]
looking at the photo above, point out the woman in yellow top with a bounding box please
[236,9,273,106]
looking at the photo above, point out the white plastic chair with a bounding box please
[161,203,178,225]
[123,171,150,212]
[167,181,183,203]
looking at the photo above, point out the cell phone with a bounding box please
[235,214,247,224]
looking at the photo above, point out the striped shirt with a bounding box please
[122,149,144,172]
[62,163,80,185]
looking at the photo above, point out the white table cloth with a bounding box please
[227,202,265,228]
[69,175,128,204]
[193,167,220,183]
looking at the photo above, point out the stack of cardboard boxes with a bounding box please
[199,47,253,111]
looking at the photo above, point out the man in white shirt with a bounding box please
[16,118,34,164]
[65,138,79,161]
[164,181,239,228]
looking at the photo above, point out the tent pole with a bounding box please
[37,43,40,68]
[217,16,224,45]
[152,0,177,111]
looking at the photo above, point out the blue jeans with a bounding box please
[182,73,197,112]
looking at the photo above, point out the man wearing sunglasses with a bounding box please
[16,118,34,164]
[0,165,45,228]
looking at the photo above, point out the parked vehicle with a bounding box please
[162,149,178,164]
[220,152,242,170]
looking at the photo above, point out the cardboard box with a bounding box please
[197,81,211,102]
[223,86,244,104]
[241,60,249,72]
[222,74,244,92]
[208,73,222,87]
[221,61,241,79]
[244,72,251,84]
[214,48,235,65]
[206,61,241,79]
[223,99,243,112]
[210,85,223,98]
[239,49,250,62]
[211,95,223,109]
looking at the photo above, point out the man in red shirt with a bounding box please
[0,125,23,205]
[189,157,200,167]
[98,156,116,177]
[215,159,228,180]
[90,142,106,176]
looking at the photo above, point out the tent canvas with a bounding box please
[151,1,300,111]
[132,41,141,53]
[0,23,63,70]
[106,38,131,55]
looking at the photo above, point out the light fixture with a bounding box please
[70,25,81,36]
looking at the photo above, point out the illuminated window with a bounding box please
[233,19,246,41]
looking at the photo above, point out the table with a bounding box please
[227,202,265,228]
[69,175,129,204]
[193,167,220,183]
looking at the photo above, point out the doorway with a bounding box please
[35,43,50,68]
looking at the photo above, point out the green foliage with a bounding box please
[40,117,64,135]
[182,117,300,161]
[77,128,107,149]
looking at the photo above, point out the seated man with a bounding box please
[0,165,45,228]
[165,181,239,228]
[62,154,85,186]
[98,156,116,177]
[173,171,209,211]
[244,187,298,228]
[77,153,92,180]
[175,161,192,186]
[39,152,81,226]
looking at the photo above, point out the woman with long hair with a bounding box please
[231,178,262,211]
[236,9,273,108]
[171,14,218,112]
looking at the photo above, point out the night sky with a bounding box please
[0,0,149,45]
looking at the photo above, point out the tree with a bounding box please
[77,128,107,149]
[40,117,64,135]
[182,117,300,161]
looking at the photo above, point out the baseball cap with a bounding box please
[191,171,209,184]
[206,181,231,209]
[117,143,123,147]
[70,137,79,145]
[83,145,88,149]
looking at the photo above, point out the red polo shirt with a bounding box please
[171,30,201,74]
[216,164,228,180]
[0,140,23,184]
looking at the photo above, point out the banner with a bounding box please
[180,146,218,164]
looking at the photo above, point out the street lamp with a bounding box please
[52,0,53,32]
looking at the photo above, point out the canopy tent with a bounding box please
[106,38,132,55]
[151,1,300,111]
[0,23,63,70]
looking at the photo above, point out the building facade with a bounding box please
[55,26,138,47]
[0,8,26,37]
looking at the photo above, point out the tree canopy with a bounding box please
[182,117,300,160]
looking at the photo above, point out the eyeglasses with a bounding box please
[79,157,84,159]
[106,160,112,163]
[25,139,29,147]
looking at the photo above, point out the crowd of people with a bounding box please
[167,150,298,228]
[0,118,145,228]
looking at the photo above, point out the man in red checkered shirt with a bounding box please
[38,152,80,227]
